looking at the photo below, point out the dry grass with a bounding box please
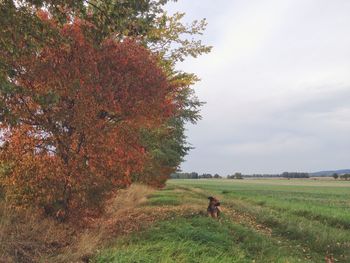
[0,184,209,262]
[0,184,159,263]
[52,184,208,262]
[51,184,156,262]
[0,201,71,263]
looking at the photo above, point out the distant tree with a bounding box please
[190,172,199,179]
[179,173,190,179]
[170,173,180,179]
[234,172,243,179]
[169,172,200,179]
[282,172,309,179]
[333,173,339,180]
[340,174,350,180]
[200,173,213,179]
[214,174,222,179]
[227,173,243,179]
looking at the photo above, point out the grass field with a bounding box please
[94,179,350,263]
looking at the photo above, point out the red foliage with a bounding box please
[0,17,175,219]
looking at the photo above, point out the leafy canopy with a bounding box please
[0,0,211,218]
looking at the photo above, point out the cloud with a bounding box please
[166,0,350,174]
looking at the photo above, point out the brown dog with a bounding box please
[207,196,221,218]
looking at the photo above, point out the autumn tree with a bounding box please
[0,0,211,216]
[0,16,177,218]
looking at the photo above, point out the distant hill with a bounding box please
[310,169,350,177]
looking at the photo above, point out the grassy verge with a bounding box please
[0,184,156,263]
[94,179,350,263]
[2,179,349,262]
[94,215,316,263]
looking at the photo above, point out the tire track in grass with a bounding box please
[94,185,327,262]
[172,186,321,261]
[223,199,350,262]
[112,185,345,262]
[175,186,274,236]
[171,187,323,262]
[221,206,273,236]
[236,196,350,231]
[221,203,325,262]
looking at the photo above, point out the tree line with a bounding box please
[333,173,350,180]
[171,172,350,180]
[170,172,222,179]
[171,172,311,179]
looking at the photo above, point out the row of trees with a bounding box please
[170,172,222,179]
[0,0,210,220]
[227,173,244,179]
[171,172,311,179]
[333,173,350,180]
[170,172,243,179]
[281,172,310,178]
[243,172,310,178]
[172,171,350,180]
[244,174,283,178]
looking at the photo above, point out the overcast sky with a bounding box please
[166,0,350,175]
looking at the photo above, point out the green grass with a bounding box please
[95,216,316,263]
[147,191,182,206]
[94,179,350,263]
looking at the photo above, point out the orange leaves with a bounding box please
[0,18,175,218]
[36,9,50,21]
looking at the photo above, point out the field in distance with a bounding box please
[95,179,350,263]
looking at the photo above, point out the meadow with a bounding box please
[95,179,350,263]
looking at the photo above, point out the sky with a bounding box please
[165,0,350,175]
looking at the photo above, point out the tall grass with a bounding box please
[0,200,70,263]
[0,184,155,262]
